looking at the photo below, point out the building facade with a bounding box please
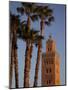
[42,35,60,86]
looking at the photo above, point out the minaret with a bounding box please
[42,35,60,86]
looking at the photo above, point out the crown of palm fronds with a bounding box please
[10,13,20,26]
[23,30,39,41]
[17,22,41,42]
[10,13,20,35]
[17,19,44,48]
[17,3,39,22]
[34,34,44,47]
[33,5,54,25]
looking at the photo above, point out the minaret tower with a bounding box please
[42,35,60,86]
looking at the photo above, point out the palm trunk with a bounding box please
[14,47,19,88]
[34,40,42,87]
[9,47,14,88]
[24,42,33,87]
[24,41,31,87]
[34,19,44,87]
[24,16,31,87]
[27,16,31,32]
[9,35,19,88]
[9,32,15,88]
[30,42,33,59]
[40,20,44,36]
[13,30,19,88]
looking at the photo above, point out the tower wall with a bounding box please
[42,36,60,86]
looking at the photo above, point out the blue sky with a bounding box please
[9,1,66,88]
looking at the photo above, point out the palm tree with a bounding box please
[33,5,54,87]
[17,3,39,87]
[17,21,40,87]
[9,13,20,88]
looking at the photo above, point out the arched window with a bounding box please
[49,80,51,84]
[46,68,48,73]
[50,68,51,73]
[47,80,48,84]
[48,48,49,51]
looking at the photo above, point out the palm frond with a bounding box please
[32,5,43,14]
[21,2,35,8]
[45,21,51,26]
[17,7,25,14]
[35,35,44,41]
[10,13,20,32]
[48,16,54,22]
[44,6,49,10]
[30,29,39,33]
[31,14,38,21]
[29,29,39,39]
[34,35,44,47]
[17,25,40,44]
[21,20,27,25]
[21,2,36,14]
[46,8,53,16]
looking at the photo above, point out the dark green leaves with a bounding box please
[31,14,38,21]
[20,3,36,15]
[48,16,54,22]
[45,21,51,26]
[10,13,20,32]
[44,16,54,26]
[17,7,25,15]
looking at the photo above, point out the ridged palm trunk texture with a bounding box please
[24,16,31,88]
[24,42,31,87]
[34,20,44,87]
[9,31,19,88]
[34,40,42,87]
[9,47,14,88]
[14,48,19,88]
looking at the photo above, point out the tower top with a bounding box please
[47,35,53,43]
[49,35,52,39]
[46,35,56,52]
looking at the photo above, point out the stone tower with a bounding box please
[42,35,60,86]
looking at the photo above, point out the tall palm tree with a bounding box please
[9,13,20,88]
[17,3,39,87]
[33,5,54,87]
[17,21,40,87]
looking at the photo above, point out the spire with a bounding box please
[46,35,56,52]
[49,35,52,39]
[49,33,52,40]
[47,34,52,42]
